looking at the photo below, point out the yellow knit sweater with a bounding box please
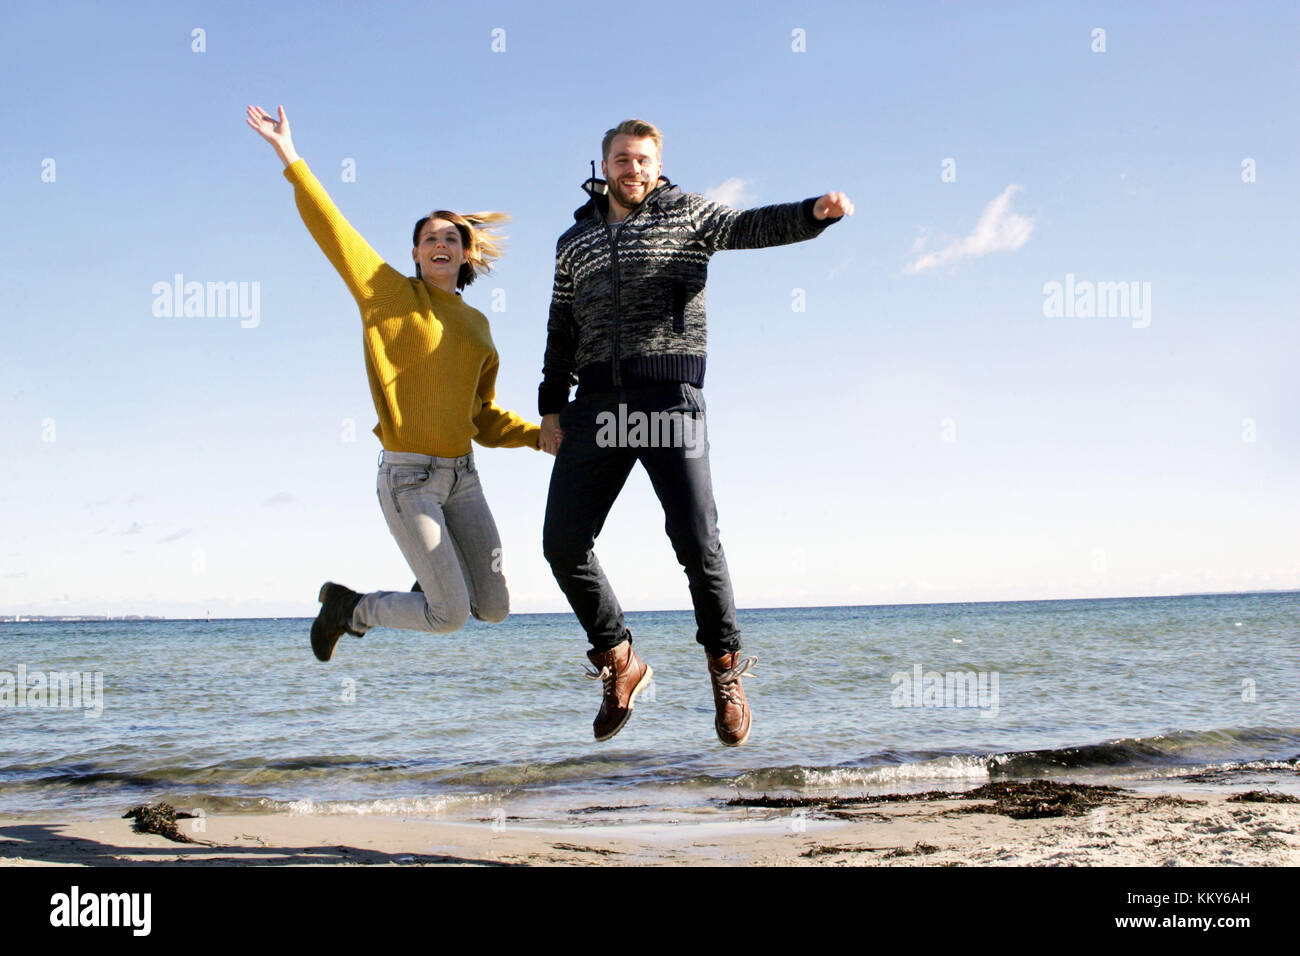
[283,159,540,457]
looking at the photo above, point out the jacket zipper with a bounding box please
[601,215,622,386]
[601,182,664,388]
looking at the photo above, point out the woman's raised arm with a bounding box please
[244,103,402,307]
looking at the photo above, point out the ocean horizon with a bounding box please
[6,587,1299,622]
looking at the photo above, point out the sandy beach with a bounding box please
[2,785,1295,867]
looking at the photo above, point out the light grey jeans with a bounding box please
[350,450,509,634]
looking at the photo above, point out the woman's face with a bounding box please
[412,218,467,283]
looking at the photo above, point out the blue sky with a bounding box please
[2,1,1297,617]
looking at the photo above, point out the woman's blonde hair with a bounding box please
[412,210,509,290]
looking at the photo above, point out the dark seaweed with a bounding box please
[728,779,1133,819]
[1227,790,1300,804]
[122,802,213,845]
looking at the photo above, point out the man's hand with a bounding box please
[813,191,855,220]
[539,413,564,455]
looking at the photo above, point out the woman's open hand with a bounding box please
[245,104,300,168]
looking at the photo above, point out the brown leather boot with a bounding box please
[584,636,653,742]
[707,652,757,746]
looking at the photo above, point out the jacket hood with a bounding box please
[573,168,678,222]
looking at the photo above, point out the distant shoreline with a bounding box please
[3,588,1296,623]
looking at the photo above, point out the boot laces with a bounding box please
[713,656,757,704]
[584,664,616,700]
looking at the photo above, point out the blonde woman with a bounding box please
[246,104,548,662]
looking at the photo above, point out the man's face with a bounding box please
[411,218,467,283]
[602,134,662,212]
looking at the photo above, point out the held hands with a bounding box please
[539,414,564,455]
[813,191,855,220]
[245,104,300,167]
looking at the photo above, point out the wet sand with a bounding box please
[2,787,1296,866]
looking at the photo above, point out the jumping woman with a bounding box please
[246,104,549,662]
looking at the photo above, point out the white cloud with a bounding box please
[704,177,757,207]
[905,185,1034,275]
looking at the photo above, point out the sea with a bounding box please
[1,592,1297,824]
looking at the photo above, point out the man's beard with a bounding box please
[609,179,651,210]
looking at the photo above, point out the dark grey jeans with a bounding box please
[542,383,741,656]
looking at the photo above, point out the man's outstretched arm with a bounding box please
[693,190,854,253]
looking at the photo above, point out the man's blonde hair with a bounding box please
[601,119,663,162]
[413,211,510,289]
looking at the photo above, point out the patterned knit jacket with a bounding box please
[538,175,841,415]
